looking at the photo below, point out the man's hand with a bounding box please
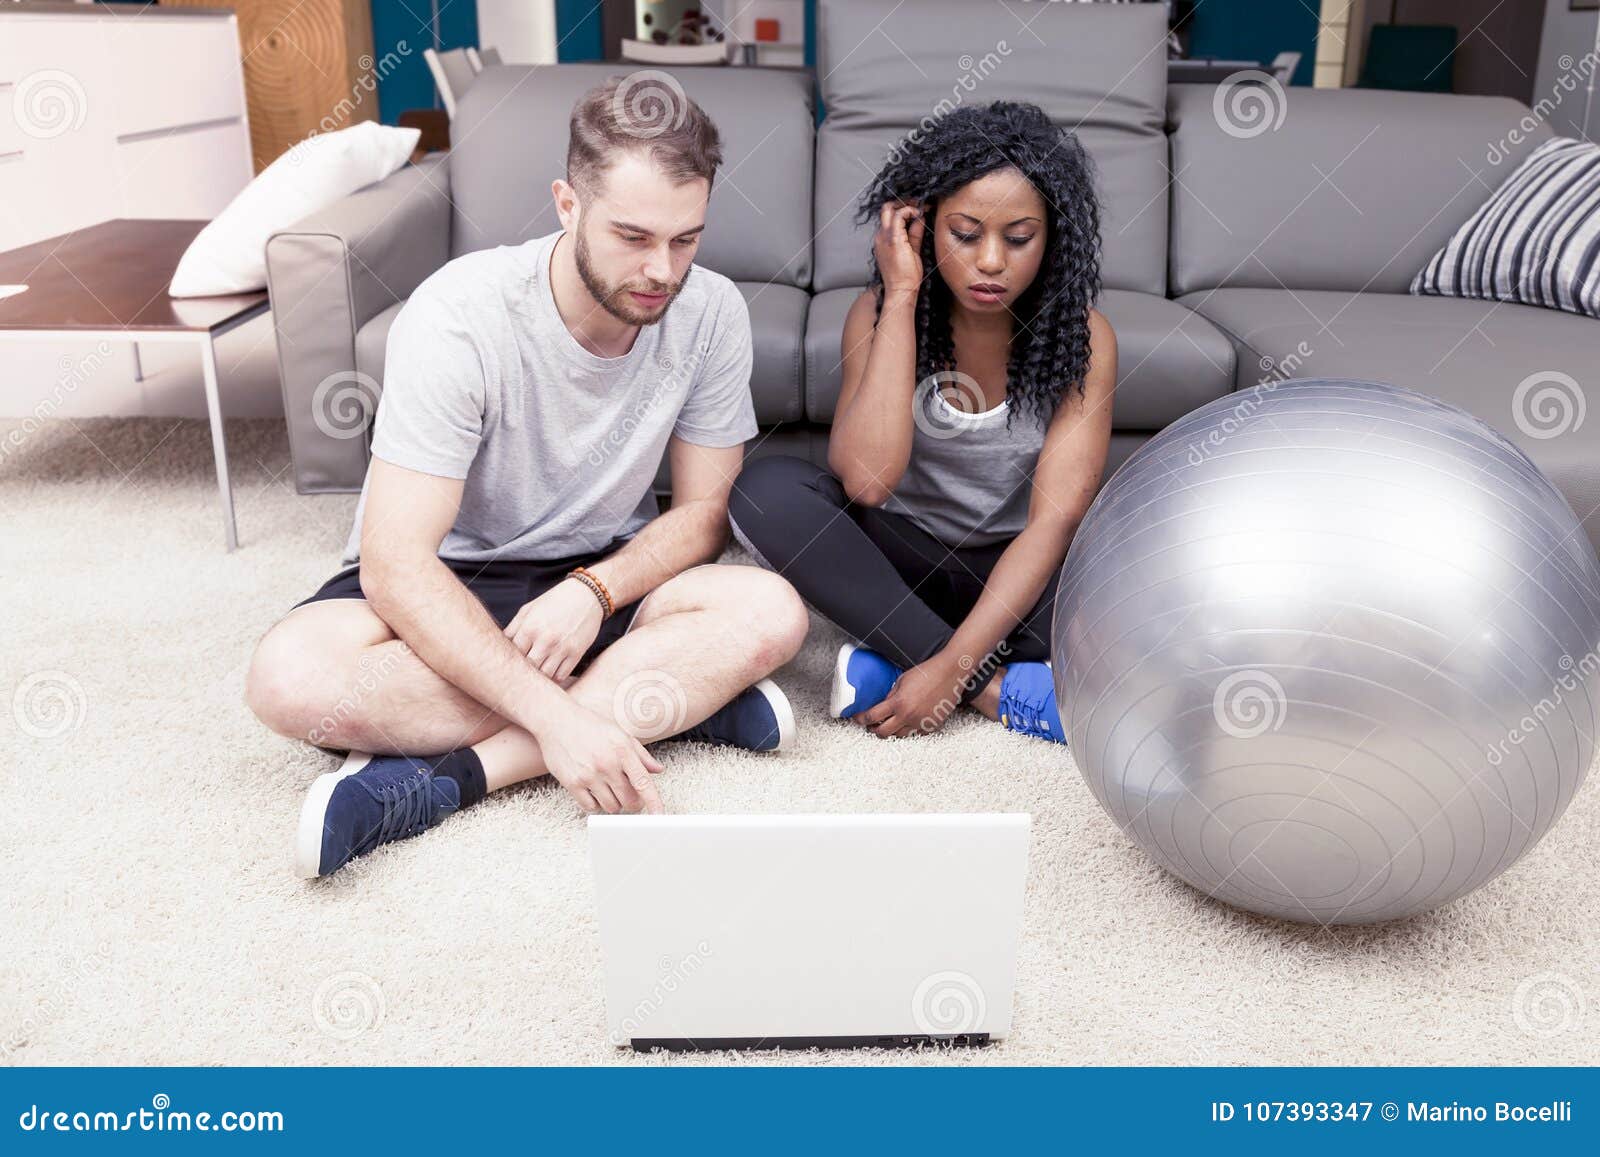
[857,652,968,739]
[538,701,666,814]
[505,577,605,684]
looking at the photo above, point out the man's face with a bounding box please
[572,153,709,326]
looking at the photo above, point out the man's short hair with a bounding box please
[568,76,723,198]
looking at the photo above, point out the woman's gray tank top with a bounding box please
[879,372,1047,547]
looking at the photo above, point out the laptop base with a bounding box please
[630,1032,992,1052]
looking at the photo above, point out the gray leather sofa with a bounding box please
[266,0,1600,547]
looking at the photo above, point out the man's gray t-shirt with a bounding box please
[341,230,758,564]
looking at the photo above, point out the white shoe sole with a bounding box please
[752,677,797,752]
[294,749,371,879]
[828,643,858,719]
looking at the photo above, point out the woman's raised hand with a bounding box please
[874,202,926,297]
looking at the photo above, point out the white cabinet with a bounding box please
[116,122,253,220]
[0,6,254,417]
[0,7,252,249]
[106,18,249,140]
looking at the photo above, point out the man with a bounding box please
[246,80,809,878]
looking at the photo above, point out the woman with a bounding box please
[729,101,1116,742]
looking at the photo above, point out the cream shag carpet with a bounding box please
[3,417,1597,1066]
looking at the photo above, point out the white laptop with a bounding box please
[589,813,1031,1051]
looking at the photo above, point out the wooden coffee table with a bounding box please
[0,219,270,550]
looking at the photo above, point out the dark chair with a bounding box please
[1357,24,1458,92]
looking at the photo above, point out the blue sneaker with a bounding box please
[676,678,795,751]
[295,752,462,878]
[996,662,1066,743]
[829,643,903,720]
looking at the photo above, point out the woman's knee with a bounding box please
[729,454,839,560]
[730,454,831,519]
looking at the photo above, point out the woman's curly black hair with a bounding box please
[856,100,1103,429]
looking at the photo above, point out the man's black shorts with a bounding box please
[292,540,643,670]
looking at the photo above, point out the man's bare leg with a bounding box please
[247,599,511,756]
[474,567,804,790]
[248,564,809,783]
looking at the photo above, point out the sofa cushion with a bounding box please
[802,288,855,422]
[1168,85,1552,297]
[354,283,806,427]
[1177,288,1596,394]
[354,299,403,388]
[804,287,1235,428]
[738,282,807,425]
[812,0,1170,296]
[450,64,813,287]
[1178,287,1600,547]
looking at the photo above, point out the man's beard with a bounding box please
[574,225,690,326]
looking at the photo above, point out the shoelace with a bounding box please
[368,771,439,850]
[1004,689,1045,734]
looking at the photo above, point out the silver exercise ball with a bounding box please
[1053,378,1600,924]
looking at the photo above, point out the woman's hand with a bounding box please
[855,652,969,739]
[874,202,926,297]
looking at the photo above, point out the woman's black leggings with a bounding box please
[728,454,1056,699]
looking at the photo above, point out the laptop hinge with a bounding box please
[630,1033,992,1052]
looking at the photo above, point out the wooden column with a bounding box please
[162,0,379,172]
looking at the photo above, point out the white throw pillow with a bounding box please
[169,122,421,297]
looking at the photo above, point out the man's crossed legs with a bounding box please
[246,562,808,876]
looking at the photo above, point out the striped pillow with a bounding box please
[1411,136,1600,320]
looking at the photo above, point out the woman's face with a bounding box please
[930,167,1049,315]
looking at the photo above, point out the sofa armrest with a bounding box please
[265,154,452,494]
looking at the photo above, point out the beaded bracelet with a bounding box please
[569,566,614,620]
